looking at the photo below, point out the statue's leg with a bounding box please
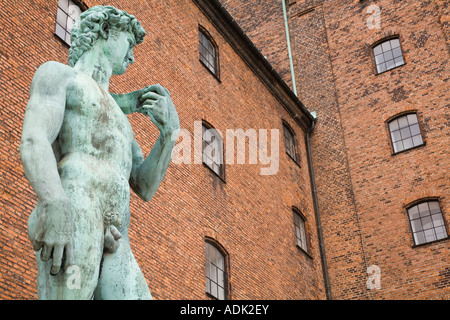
[94,236,152,300]
[34,180,104,300]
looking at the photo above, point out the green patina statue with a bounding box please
[19,5,179,299]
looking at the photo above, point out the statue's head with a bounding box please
[68,6,146,69]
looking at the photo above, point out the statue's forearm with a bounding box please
[131,133,175,202]
[111,92,137,115]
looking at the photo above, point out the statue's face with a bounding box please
[106,29,136,75]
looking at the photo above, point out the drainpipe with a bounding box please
[282,0,297,96]
[306,114,332,300]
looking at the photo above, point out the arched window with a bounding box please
[388,113,424,153]
[373,38,405,74]
[407,200,448,246]
[205,241,227,300]
[293,208,307,252]
[202,122,224,179]
[55,0,83,46]
[283,122,297,162]
[199,27,219,78]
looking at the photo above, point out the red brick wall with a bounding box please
[0,0,326,299]
[220,0,450,299]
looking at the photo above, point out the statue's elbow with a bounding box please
[19,136,36,156]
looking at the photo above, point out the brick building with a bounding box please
[219,0,449,299]
[0,0,448,300]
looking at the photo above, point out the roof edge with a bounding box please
[192,0,315,131]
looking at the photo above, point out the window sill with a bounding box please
[54,33,70,48]
[202,162,226,183]
[412,236,449,248]
[296,245,313,259]
[375,62,406,76]
[199,60,221,83]
[391,141,426,156]
[286,152,301,168]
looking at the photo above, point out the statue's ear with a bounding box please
[99,22,109,39]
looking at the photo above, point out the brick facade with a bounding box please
[0,0,326,299]
[219,0,450,299]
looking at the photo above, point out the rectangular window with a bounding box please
[388,113,424,153]
[408,201,448,246]
[205,242,226,300]
[55,0,82,46]
[293,210,307,251]
[199,29,218,77]
[202,124,224,179]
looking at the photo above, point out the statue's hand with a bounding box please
[137,84,180,136]
[29,198,75,275]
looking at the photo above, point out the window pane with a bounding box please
[414,231,426,245]
[418,202,430,216]
[211,282,217,297]
[206,278,211,293]
[428,201,441,215]
[394,57,405,67]
[408,206,420,220]
[431,214,444,227]
[402,138,413,150]
[386,59,395,70]
[392,47,402,59]
[67,17,75,32]
[384,51,393,62]
[218,270,224,287]
[393,141,403,153]
[407,114,418,125]
[55,23,66,40]
[421,216,433,230]
[435,226,448,240]
[389,119,399,131]
[410,219,423,232]
[206,261,211,278]
[412,135,423,147]
[400,127,411,139]
[409,124,420,136]
[58,0,69,12]
[390,38,400,49]
[68,1,81,20]
[391,130,401,142]
[397,116,408,129]
[424,229,436,242]
[56,8,67,29]
[377,63,386,73]
[218,287,224,300]
[373,45,383,56]
[375,54,385,64]
[382,41,391,52]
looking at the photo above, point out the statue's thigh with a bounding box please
[94,240,152,300]
[36,182,104,299]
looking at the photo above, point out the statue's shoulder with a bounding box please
[34,61,75,81]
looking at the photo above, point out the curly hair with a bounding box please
[68,5,146,67]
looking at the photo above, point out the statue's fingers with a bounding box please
[50,245,64,276]
[63,242,75,270]
[148,84,168,96]
[140,91,161,103]
[40,244,52,261]
[32,240,43,252]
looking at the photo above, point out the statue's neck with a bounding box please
[73,47,112,91]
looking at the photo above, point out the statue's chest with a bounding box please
[66,77,133,138]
